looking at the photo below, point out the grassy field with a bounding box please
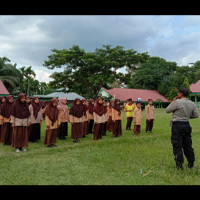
[1,108,200,185]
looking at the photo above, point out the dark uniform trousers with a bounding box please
[171,121,195,165]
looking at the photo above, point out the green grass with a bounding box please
[1,109,200,185]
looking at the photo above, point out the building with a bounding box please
[34,91,85,109]
[0,79,9,96]
[190,80,200,107]
[98,87,170,108]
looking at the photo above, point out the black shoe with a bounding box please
[188,161,194,168]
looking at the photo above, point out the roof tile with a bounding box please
[102,87,169,102]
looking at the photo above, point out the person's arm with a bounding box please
[112,108,115,122]
[145,106,150,120]
[166,100,178,113]
[190,106,199,119]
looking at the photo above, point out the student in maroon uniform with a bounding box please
[0,95,14,145]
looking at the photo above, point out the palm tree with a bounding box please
[19,66,36,96]
[0,57,23,93]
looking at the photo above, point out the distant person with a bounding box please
[133,101,142,135]
[28,97,43,142]
[43,98,60,147]
[0,95,14,145]
[145,99,155,133]
[88,99,95,134]
[112,99,122,137]
[81,99,89,138]
[69,98,83,143]
[166,88,199,169]
[102,101,108,136]
[57,97,69,140]
[124,98,135,131]
[106,100,114,132]
[93,98,104,140]
[10,93,31,152]
[0,96,6,142]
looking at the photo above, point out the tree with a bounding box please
[44,44,149,99]
[19,66,37,96]
[128,57,177,90]
[181,76,191,92]
[0,57,23,93]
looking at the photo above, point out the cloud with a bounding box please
[1,15,200,82]
[34,69,53,83]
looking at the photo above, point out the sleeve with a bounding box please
[39,108,43,121]
[166,101,178,113]
[45,115,50,127]
[69,114,74,123]
[10,115,15,124]
[112,108,115,121]
[133,109,136,118]
[124,104,127,111]
[145,106,150,120]
[190,106,199,119]
[0,115,3,124]
[66,108,70,122]
[93,112,97,123]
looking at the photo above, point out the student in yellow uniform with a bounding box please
[124,98,135,130]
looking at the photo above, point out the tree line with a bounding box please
[0,57,48,96]
[1,44,200,100]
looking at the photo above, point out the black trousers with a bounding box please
[146,119,154,132]
[171,121,195,165]
[126,117,133,130]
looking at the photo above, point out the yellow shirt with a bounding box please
[124,104,135,117]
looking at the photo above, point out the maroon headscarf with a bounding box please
[0,95,14,118]
[26,96,31,106]
[10,93,31,119]
[88,99,94,114]
[69,98,83,118]
[112,99,122,116]
[0,96,5,112]
[31,96,42,119]
[81,99,88,116]
[44,98,58,126]
[93,98,104,116]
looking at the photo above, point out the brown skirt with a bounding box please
[106,116,114,132]
[28,123,41,142]
[44,128,58,146]
[93,123,104,140]
[1,122,13,145]
[57,122,68,139]
[11,126,28,148]
[71,122,82,140]
[112,120,122,137]
[82,121,88,137]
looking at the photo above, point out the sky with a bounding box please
[1,15,200,83]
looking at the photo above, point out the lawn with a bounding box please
[1,108,200,185]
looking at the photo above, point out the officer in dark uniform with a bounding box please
[166,88,199,169]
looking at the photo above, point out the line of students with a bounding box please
[0,93,155,152]
[124,98,155,135]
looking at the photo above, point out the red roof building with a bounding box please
[99,87,170,108]
[190,80,200,107]
[190,80,200,93]
[0,79,9,95]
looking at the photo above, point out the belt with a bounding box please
[173,121,189,124]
